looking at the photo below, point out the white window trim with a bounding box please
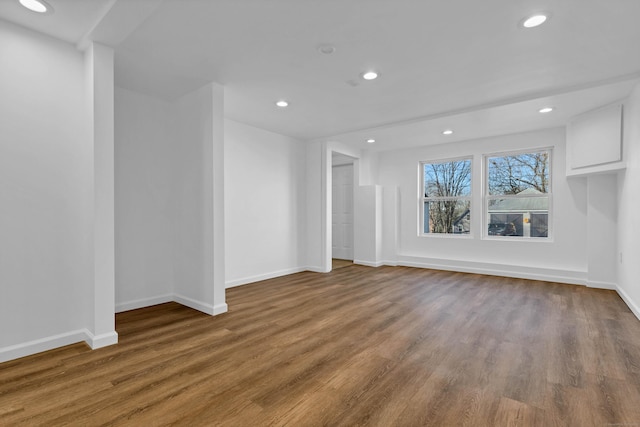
[483,147,553,241]
[419,156,473,238]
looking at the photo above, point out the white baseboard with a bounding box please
[86,330,119,349]
[226,267,307,288]
[616,285,640,321]
[213,303,228,315]
[351,260,398,267]
[0,329,89,364]
[586,280,617,290]
[306,265,329,273]
[396,255,587,285]
[353,260,385,267]
[115,294,173,313]
[117,293,227,316]
[173,293,216,316]
[1,292,226,363]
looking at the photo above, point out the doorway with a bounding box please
[332,154,355,263]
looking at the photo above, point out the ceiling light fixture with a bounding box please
[366,139,375,144]
[19,0,53,13]
[318,45,336,55]
[275,100,289,108]
[539,107,554,113]
[442,129,454,135]
[521,14,548,28]
[362,71,379,81]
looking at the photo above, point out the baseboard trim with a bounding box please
[213,303,228,315]
[396,255,587,285]
[616,285,640,321]
[354,260,385,267]
[0,329,89,364]
[173,293,217,316]
[85,330,119,349]
[117,294,227,316]
[586,281,617,290]
[226,267,307,288]
[115,294,173,313]
[1,292,226,363]
[306,266,329,273]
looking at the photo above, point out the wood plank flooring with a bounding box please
[332,258,353,270]
[2,265,640,426]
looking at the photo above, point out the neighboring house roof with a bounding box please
[453,209,470,226]
[489,188,548,212]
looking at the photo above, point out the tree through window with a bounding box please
[421,158,472,234]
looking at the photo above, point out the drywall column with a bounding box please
[0,21,92,362]
[305,140,324,272]
[381,186,399,265]
[172,83,227,315]
[85,42,118,348]
[617,83,640,319]
[586,175,617,289]
[210,83,227,314]
[354,185,383,266]
[312,141,364,272]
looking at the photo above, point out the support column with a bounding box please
[85,42,118,348]
[209,83,227,314]
[586,174,618,290]
[172,82,227,315]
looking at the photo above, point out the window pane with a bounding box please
[424,159,471,197]
[488,151,549,196]
[488,197,548,238]
[488,213,523,236]
[530,213,548,237]
[424,200,471,234]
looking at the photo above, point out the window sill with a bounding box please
[419,233,474,239]
[483,235,553,243]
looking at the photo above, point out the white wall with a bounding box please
[353,185,383,266]
[377,128,590,283]
[86,42,118,348]
[305,140,326,272]
[617,83,640,318]
[171,84,226,315]
[224,119,306,287]
[305,140,366,272]
[0,22,118,361]
[114,87,175,310]
[586,174,617,289]
[332,164,354,261]
[169,89,207,305]
[114,84,226,315]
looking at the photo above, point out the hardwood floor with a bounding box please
[332,258,353,270]
[2,265,640,426]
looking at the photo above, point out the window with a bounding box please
[485,149,551,238]
[421,157,472,235]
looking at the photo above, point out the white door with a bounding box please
[332,164,354,260]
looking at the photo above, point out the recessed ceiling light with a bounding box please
[366,139,375,144]
[19,0,53,13]
[539,107,554,113]
[362,71,379,81]
[318,44,336,55]
[442,129,454,135]
[275,100,289,108]
[521,14,548,28]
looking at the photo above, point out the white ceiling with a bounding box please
[2,0,640,149]
[0,0,113,44]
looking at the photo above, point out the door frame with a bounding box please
[320,142,361,272]
[332,162,355,261]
